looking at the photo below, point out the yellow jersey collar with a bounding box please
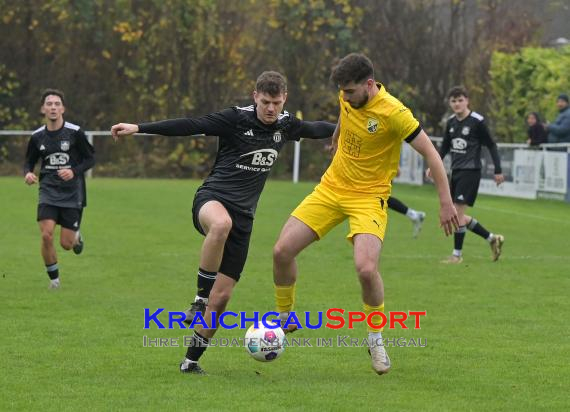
[364,82,386,108]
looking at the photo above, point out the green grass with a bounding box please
[1,176,568,411]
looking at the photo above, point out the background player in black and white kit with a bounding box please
[111,71,335,374]
[427,86,504,263]
[24,89,95,289]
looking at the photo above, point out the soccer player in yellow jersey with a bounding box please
[273,53,459,375]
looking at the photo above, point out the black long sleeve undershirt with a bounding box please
[138,115,335,140]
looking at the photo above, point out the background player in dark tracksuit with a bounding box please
[24,89,95,289]
[111,71,335,374]
[427,86,504,263]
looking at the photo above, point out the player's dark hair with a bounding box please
[330,53,374,86]
[40,88,65,105]
[447,86,468,99]
[255,71,287,96]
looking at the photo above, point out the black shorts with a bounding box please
[451,170,481,207]
[192,191,253,281]
[37,204,82,231]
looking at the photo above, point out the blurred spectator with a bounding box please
[526,112,547,146]
[546,94,570,143]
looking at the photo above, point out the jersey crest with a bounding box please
[367,118,379,133]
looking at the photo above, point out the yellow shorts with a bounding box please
[291,183,388,242]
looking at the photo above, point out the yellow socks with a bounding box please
[275,284,296,314]
[364,302,385,332]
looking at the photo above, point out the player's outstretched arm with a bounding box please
[410,131,459,236]
[112,111,235,141]
[111,123,139,141]
[297,121,336,139]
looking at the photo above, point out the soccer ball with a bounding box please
[245,322,285,362]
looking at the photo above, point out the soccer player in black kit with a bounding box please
[111,71,335,374]
[24,89,95,289]
[427,86,505,263]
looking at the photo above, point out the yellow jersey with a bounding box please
[321,83,420,196]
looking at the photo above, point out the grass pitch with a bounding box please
[1,177,568,411]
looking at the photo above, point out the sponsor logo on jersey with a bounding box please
[240,148,277,166]
[343,129,362,157]
[60,140,70,151]
[40,145,46,151]
[45,152,70,167]
[273,131,282,142]
[449,127,454,134]
[236,148,278,172]
[451,138,467,150]
[244,129,254,136]
[461,126,470,136]
[367,118,379,133]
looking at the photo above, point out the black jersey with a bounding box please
[441,111,501,173]
[138,106,334,216]
[24,122,95,208]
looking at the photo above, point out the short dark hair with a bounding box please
[557,93,569,103]
[41,88,65,105]
[330,53,374,86]
[255,71,287,96]
[447,86,468,99]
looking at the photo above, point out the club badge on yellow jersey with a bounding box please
[321,83,420,196]
[367,118,379,133]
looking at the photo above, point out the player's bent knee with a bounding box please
[208,218,232,239]
[41,232,54,244]
[355,265,378,284]
[273,241,295,263]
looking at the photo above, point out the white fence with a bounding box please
[3,130,570,202]
[393,137,570,202]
